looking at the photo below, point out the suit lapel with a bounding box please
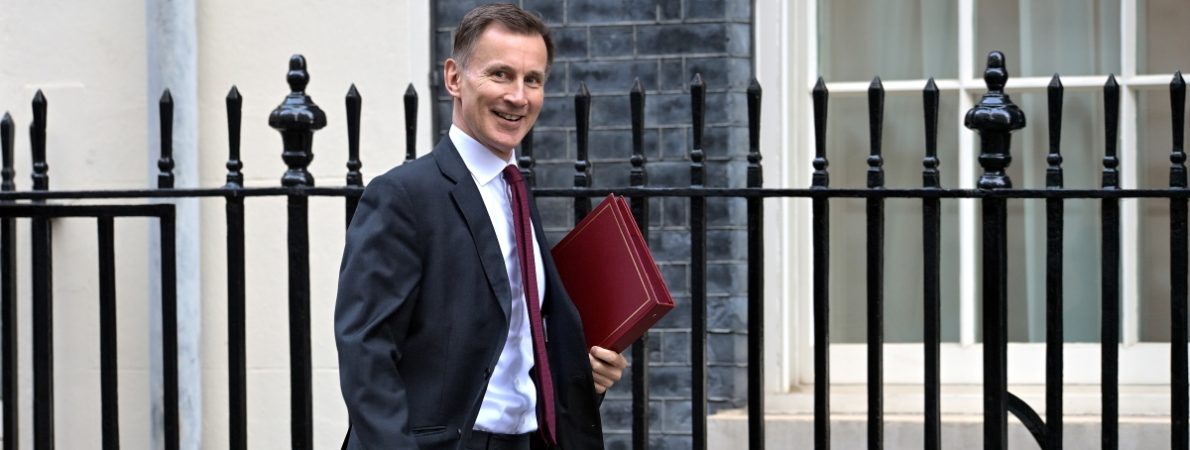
[434,140,513,322]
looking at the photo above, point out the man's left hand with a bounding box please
[589,346,628,394]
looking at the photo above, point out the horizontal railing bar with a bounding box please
[0,203,172,217]
[0,187,362,200]
[10,187,1190,201]
[826,74,1174,94]
[532,187,1190,199]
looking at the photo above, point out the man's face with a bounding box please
[445,24,548,160]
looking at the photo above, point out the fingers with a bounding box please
[589,346,627,394]
[590,346,628,368]
[591,369,614,394]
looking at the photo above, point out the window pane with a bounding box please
[998,91,1105,343]
[818,0,957,82]
[1138,0,1190,75]
[825,92,962,344]
[1137,89,1187,342]
[975,0,1120,78]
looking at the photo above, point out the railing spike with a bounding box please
[868,77,885,189]
[923,77,940,188]
[747,78,762,188]
[1,113,13,192]
[158,89,175,189]
[404,83,418,163]
[812,77,829,188]
[574,81,592,218]
[630,78,647,188]
[690,74,706,189]
[346,83,363,187]
[575,81,591,182]
[1047,74,1065,189]
[225,86,244,188]
[1172,71,1186,186]
[1104,74,1121,189]
[518,127,535,187]
[31,90,48,191]
[691,73,706,163]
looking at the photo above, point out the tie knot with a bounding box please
[502,165,524,186]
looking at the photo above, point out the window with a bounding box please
[756,0,1189,393]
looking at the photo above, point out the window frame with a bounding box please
[757,0,1177,393]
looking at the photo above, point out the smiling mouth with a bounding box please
[493,111,523,122]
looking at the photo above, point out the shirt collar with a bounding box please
[450,125,514,186]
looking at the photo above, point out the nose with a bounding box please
[504,82,529,108]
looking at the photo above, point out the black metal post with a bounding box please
[98,216,119,450]
[0,112,16,450]
[1171,70,1188,450]
[964,52,1025,450]
[160,207,179,450]
[30,89,54,450]
[225,85,248,450]
[268,54,326,450]
[628,78,650,450]
[811,77,831,450]
[1045,74,1065,450]
[690,73,708,450]
[865,77,885,450]
[1102,74,1121,450]
[155,87,180,450]
[745,78,765,450]
[921,78,942,450]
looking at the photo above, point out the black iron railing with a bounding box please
[0,51,1187,450]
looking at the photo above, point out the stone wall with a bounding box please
[431,1,753,447]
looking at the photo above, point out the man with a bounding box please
[335,4,627,449]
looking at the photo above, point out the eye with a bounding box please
[490,70,509,80]
[525,75,543,87]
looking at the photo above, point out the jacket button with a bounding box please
[457,428,463,436]
[484,368,492,378]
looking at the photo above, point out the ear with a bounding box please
[444,58,462,99]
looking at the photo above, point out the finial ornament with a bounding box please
[158,89,175,188]
[630,78,648,187]
[746,77,763,188]
[31,90,48,191]
[1,112,13,192]
[226,85,244,187]
[287,55,310,93]
[269,54,327,187]
[964,51,1026,189]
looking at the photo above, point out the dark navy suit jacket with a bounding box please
[335,138,604,449]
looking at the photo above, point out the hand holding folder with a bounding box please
[551,195,675,353]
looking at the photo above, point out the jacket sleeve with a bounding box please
[335,174,422,449]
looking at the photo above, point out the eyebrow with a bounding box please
[483,63,546,80]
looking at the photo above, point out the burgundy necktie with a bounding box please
[502,165,557,445]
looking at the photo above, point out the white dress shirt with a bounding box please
[450,126,547,434]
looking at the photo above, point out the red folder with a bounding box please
[551,194,674,353]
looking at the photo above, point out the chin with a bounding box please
[492,135,525,152]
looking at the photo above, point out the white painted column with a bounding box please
[146,0,202,449]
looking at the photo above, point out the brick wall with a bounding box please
[431,1,753,447]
